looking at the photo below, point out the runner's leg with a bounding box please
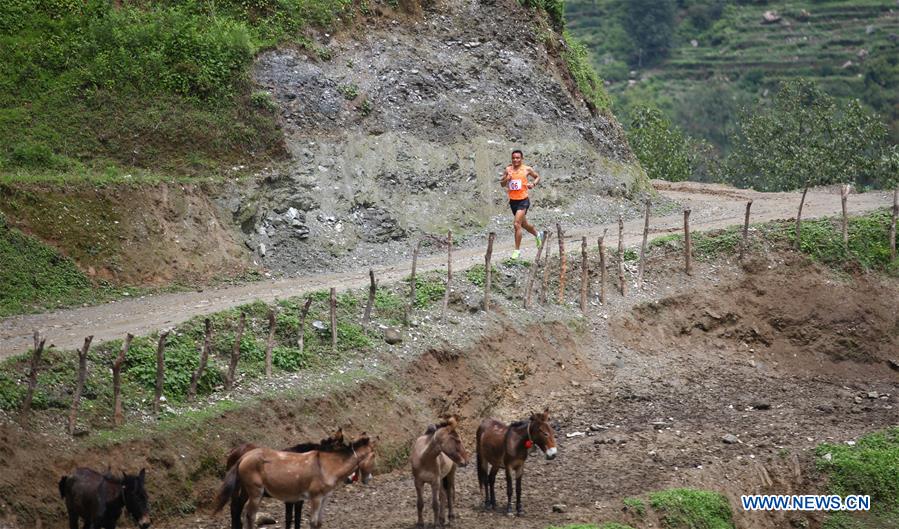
[513,209,527,249]
[520,211,538,238]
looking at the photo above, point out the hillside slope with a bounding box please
[1,0,643,305]
[566,0,899,149]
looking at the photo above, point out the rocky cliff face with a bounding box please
[230,0,643,275]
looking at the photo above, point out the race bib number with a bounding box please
[508,179,523,191]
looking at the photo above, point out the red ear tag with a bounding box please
[524,440,533,449]
[352,472,358,482]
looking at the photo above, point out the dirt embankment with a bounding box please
[0,320,591,528]
[4,249,897,529]
[0,183,250,285]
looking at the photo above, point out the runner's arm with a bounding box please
[499,167,510,188]
[527,167,541,188]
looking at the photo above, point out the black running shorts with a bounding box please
[509,198,530,214]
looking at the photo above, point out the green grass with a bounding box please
[562,30,612,113]
[623,497,646,517]
[816,428,899,509]
[647,209,897,275]
[0,0,356,182]
[0,216,157,316]
[649,488,734,529]
[465,264,500,287]
[817,428,899,528]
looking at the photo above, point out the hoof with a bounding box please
[516,510,525,517]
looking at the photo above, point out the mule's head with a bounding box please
[122,468,150,529]
[434,417,470,467]
[352,434,378,484]
[529,409,557,460]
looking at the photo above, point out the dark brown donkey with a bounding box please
[214,434,377,529]
[59,467,151,529]
[476,409,557,515]
[224,428,347,529]
[410,417,470,528]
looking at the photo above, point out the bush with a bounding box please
[271,345,311,371]
[124,334,223,401]
[562,31,612,112]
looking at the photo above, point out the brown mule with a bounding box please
[224,428,347,529]
[475,410,557,516]
[214,434,377,529]
[410,417,470,528]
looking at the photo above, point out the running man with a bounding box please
[500,149,544,259]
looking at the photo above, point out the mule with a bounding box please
[59,467,151,529]
[476,409,557,515]
[214,433,377,529]
[224,429,347,529]
[410,417,470,528]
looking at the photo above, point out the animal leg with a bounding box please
[515,474,524,516]
[505,468,513,515]
[444,469,456,521]
[231,490,245,529]
[430,482,440,528]
[243,490,263,529]
[490,466,501,509]
[295,501,304,529]
[415,481,425,529]
[284,503,293,529]
[67,510,79,529]
[438,481,448,527]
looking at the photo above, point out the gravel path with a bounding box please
[1,182,891,357]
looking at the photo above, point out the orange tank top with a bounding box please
[506,165,529,201]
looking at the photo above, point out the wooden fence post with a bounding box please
[265,309,276,378]
[579,236,589,313]
[540,235,552,305]
[298,298,312,355]
[598,229,608,304]
[741,200,753,258]
[362,270,376,329]
[524,231,550,309]
[68,336,93,435]
[187,319,212,401]
[637,199,650,287]
[153,331,169,415]
[891,187,898,262]
[484,232,495,312]
[225,313,246,390]
[330,288,338,354]
[795,186,809,250]
[556,223,566,304]
[442,230,453,321]
[684,209,693,275]
[405,239,422,325]
[617,215,627,296]
[20,330,46,423]
[841,184,850,250]
[113,333,133,427]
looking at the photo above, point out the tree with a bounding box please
[624,0,675,67]
[628,106,693,182]
[726,79,889,248]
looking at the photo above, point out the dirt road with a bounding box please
[1,182,891,357]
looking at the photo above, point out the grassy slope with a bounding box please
[565,0,899,149]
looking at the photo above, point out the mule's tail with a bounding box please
[212,464,240,515]
[475,426,486,491]
[58,476,68,498]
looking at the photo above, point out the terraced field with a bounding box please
[566,0,899,146]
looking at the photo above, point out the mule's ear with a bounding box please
[542,408,550,419]
[447,417,457,429]
[139,468,146,481]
